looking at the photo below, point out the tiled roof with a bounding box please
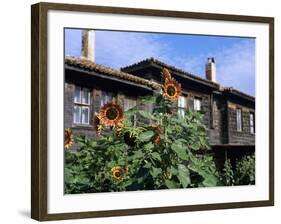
[66,57,255,103]
[65,57,161,90]
[121,57,254,102]
[121,57,220,88]
[221,87,255,102]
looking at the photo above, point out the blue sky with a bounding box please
[65,29,255,96]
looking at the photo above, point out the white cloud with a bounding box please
[215,40,255,96]
[95,31,171,68]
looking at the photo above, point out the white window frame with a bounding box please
[73,86,91,125]
[178,95,187,117]
[250,112,255,134]
[193,97,202,111]
[236,108,242,132]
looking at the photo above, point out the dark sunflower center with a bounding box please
[106,107,118,120]
[64,132,70,142]
[115,171,121,177]
[167,85,176,96]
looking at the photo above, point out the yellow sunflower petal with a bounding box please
[64,128,74,149]
[111,166,125,181]
[163,68,172,80]
[162,78,181,101]
[100,102,124,127]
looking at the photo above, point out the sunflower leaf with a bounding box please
[171,140,189,160]
[151,152,162,161]
[150,167,162,177]
[139,131,154,142]
[177,164,190,188]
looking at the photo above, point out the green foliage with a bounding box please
[221,159,235,186]
[220,154,255,186]
[234,155,255,185]
[65,94,221,193]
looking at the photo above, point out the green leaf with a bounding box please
[143,162,152,169]
[138,110,157,120]
[133,150,144,159]
[150,167,162,177]
[151,152,161,161]
[202,175,218,187]
[144,142,154,151]
[64,168,73,182]
[75,175,90,185]
[164,180,180,189]
[139,131,154,142]
[171,141,189,160]
[170,166,178,175]
[125,107,138,116]
[177,164,190,188]
[177,138,188,144]
[89,141,97,148]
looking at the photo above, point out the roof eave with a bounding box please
[150,63,219,89]
[65,65,156,91]
[223,89,255,103]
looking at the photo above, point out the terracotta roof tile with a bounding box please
[65,57,161,90]
[65,57,255,102]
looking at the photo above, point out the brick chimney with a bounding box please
[205,57,216,82]
[81,30,95,62]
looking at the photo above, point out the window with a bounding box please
[73,86,91,125]
[250,112,255,134]
[178,96,187,117]
[236,108,242,132]
[101,91,113,107]
[194,97,202,111]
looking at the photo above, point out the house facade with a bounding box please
[64,30,255,171]
[64,56,255,150]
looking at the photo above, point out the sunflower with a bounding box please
[93,112,102,136]
[111,166,125,181]
[153,126,161,145]
[162,78,181,102]
[100,102,124,127]
[64,128,73,149]
[162,68,172,80]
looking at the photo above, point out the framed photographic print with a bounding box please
[31,2,274,221]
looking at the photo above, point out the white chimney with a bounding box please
[81,30,95,62]
[205,57,216,82]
